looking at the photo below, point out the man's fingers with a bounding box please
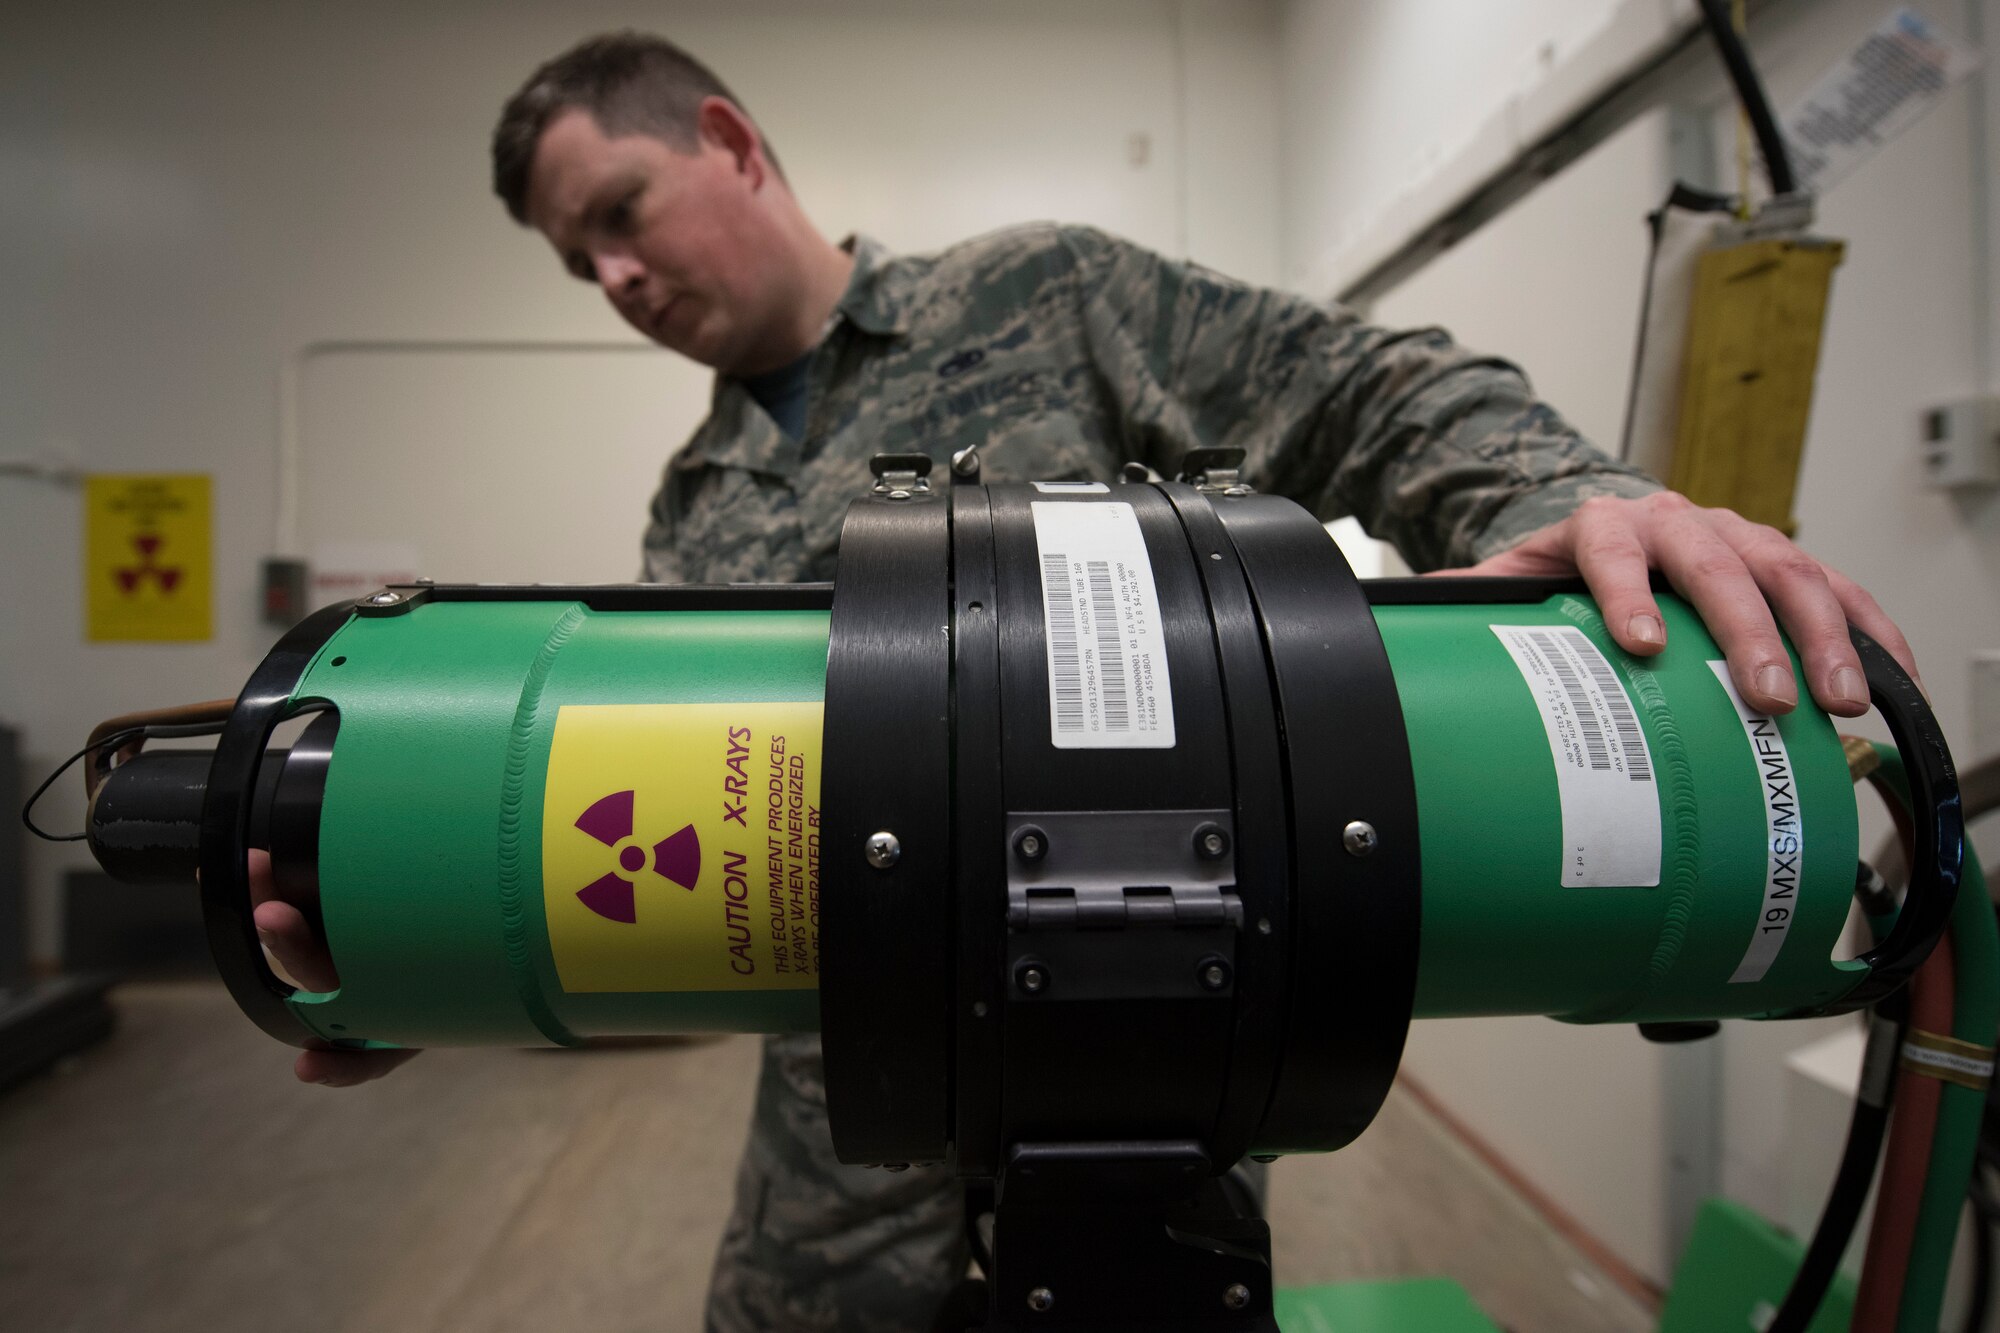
[1651,509,1797,713]
[252,898,342,993]
[1564,502,1666,656]
[1442,496,1922,721]
[1825,566,1924,694]
[295,1044,421,1089]
[248,846,344,990]
[246,847,277,906]
[1712,514,1868,718]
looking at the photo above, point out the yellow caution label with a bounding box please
[541,703,821,993]
[84,474,212,642]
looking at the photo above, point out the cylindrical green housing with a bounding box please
[1376,591,1861,1023]
[239,581,1872,1047]
[283,598,830,1048]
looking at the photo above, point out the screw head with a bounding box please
[1013,825,1048,863]
[1197,957,1232,992]
[951,447,980,476]
[1342,820,1378,857]
[1193,822,1230,860]
[366,591,402,606]
[1027,1287,1055,1313]
[1222,1283,1251,1310]
[1015,961,1049,995]
[865,831,901,869]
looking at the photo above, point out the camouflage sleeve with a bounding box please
[1059,227,1661,571]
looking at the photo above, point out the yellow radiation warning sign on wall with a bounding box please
[85,474,213,642]
[541,702,822,994]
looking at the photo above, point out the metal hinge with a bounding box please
[1176,447,1254,496]
[1005,809,1242,931]
[1016,881,1240,930]
[869,452,933,498]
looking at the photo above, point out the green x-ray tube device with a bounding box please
[80,454,1958,1179]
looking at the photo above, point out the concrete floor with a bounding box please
[0,982,1655,1333]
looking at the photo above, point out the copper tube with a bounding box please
[83,699,235,800]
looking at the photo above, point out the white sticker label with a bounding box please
[1491,625,1660,887]
[1031,501,1176,749]
[1032,481,1109,493]
[1709,662,1803,985]
[1901,1039,1996,1087]
[1783,8,1982,195]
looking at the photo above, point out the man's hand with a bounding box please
[248,848,421,1087]
[1433,492,1920,719]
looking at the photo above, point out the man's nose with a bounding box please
[596,253,646,298]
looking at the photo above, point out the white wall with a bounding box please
[1277,0,1706,297]
[1286,0,2000,1285]
[1,0,1282,964]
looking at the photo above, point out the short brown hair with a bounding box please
[491,32,781,224]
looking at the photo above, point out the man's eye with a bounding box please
[604,194,638,234]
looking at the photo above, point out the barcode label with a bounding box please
[1492,624,1661,888]
[1043,553,1084,732]
[1579,637,1654,781]
[1531,628,1611,771]
[1086,562,1130,730]
[1032,501,1175,749]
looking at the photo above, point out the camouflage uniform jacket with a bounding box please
[641,223,1658,585]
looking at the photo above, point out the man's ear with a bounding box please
[697,96,767,191]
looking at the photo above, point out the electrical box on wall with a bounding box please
[259,557,310,628]
[1922,396,2000,490]
[1973,652,2000,763]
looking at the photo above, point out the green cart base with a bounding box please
[1275,1278,1501,1332]
[1274,1197,1857,1332]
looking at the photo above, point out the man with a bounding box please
[255,29,1921,1333]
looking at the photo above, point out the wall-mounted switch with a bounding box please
[1922,396,2000,490]
[260,557,310,628]
[1974,652,2000,764]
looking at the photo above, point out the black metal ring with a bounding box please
[1213,497,1421,1155]
[198,600,353,1047]
[1786,626,1962,1016]
[1154,482,1293,1168]
[820,493,955,1165]
[951,482,1008,1177]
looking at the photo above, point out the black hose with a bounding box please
[1695,0,1799,195]
[1767,1007,1905,1332]
[1766,865,1907,1333]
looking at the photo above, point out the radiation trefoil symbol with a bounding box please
[114,533,183,595]
[570,789,699,924]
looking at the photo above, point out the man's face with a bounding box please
[524,106,778,371]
